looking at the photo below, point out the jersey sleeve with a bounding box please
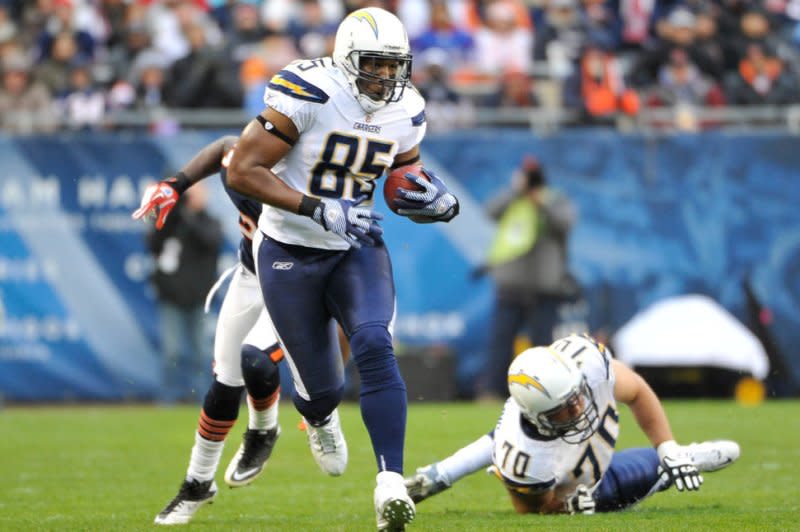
[397,87,427,153]
[263,63,330,134]
[491,400,557,493]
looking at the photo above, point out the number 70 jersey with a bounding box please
[258,57,427,250]
[492,335,619,500]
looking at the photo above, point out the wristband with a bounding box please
[298,195,322,217]
[165,172,192,194]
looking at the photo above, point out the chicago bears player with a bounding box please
[133,136,290,524]
[226,7,459,531]
[405,334,740,515]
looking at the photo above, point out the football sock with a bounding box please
[352,324,406,474]
[437,434,494,485]
[247,390,280,431]
[186,430,226,482]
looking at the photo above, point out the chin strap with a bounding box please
[356,92,388,114]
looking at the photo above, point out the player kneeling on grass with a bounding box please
[405,333,740,514]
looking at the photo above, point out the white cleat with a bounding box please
[154,478,217,525]
[305,408,348,476]
[375,471,416,531]
[687,440,740,472]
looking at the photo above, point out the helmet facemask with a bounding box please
[531,377,599,444]
[342,50,412,106]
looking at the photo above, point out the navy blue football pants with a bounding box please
[255,234,407,473]
[594,448,666,511]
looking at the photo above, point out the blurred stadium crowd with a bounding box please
[2,0,800,133]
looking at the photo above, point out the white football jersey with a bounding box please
[258,57,427,250]
[492,335,619,501]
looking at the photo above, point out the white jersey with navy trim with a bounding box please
[492,335,619,501]
[258,57,427,250]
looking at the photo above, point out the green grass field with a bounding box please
[0,400,796,531]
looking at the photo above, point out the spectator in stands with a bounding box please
[35,0,95,63]
[145,0,222,65]
[473,0,533,77]
[286,0,338,58]
[260,0,342,35]
[239,33,300,115]
[134,53,168,111]
[411,0,475,71]
[653,49,725,106]
[146,182,223,403]
[628,7,723,88]
[692,7,726,78]
[240,31,299,116]
[533,0,587,80]
[106,21,157,87]
[415,47,475,132]
[482,67,538,112]
[0,4,17,47]
[98,0,128,50]
[224,2,267,67]
[34,30,78,94]
[647,48,725,131]
[581,0,622,52]
[563,39,639,125]
[165,23,241,108]
[60,60,105,130]
[0,51,55,134]
[723,42,800,105]
[729,7,783,69]
[617,0,660,50]
[476,155,580,399]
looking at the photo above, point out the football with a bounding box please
[383,163,428,213]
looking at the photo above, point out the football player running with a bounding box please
[227,7,458,531]
[133,136,291,524]
[405,334,740,515]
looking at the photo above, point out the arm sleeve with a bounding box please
[485,188,516,220]
[539,192,576,234]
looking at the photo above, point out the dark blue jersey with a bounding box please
[219,162,260,274]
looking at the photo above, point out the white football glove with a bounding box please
[311,195,383,249]
[657,440,704,492]
[392,170,459,223]
[565,484,595,514]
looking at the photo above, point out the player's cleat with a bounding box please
[375,471,416,531]
[305,408,348,476]
[403,463,450,503]
[686,440,740,472]
[154,478,217,525]
[224,426,281,487]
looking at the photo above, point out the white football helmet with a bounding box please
[507,346,599,443]
[333,7,412,113]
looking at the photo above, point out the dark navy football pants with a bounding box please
[255,233,408,473]
[594,448,666,511]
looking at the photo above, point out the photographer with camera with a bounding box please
[477,155,583,400]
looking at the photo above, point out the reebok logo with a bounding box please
[272,261,293,270]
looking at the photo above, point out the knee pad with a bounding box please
[202,379,245,421]
[240,343,281,399]
[349,324,404,393]
[292,385,344,423]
